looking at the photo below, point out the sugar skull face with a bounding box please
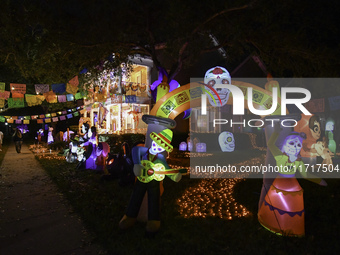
[150,141,165,155]
[131,83,138,91]
[219,131,235,152]
[204,66,231,107]
[310,120,321,140]
[282,136,302,156]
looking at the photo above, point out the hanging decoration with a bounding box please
[8,98,25,108]
[328,95,340,111]
[43,91,58,103]
[58,95,67,103]
[25,94,45,106]
[0,82,5,91]
[0,91,10,99]
[35,84,50,94]
[1,106,84,125]
[10,83,26,98]
[68,76,79,87]
[51,83,66,94]
[66,83,79,95]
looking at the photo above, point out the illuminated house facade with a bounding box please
[82,56,153,134]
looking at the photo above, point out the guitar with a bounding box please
[137,160,187,183]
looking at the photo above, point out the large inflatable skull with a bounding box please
[218,131,235,152]
[204,66,231,107]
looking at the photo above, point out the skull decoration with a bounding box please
[281,134,304,157]
[124,83,131,93]
[325,119,334,131]
[139,83,147,92]
[179,141,187,151]
[131,83,139,92]
[218,131,235,152]
[204,66,231,107]
[196,143,207,153]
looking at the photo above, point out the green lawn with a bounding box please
[35,149,340,255]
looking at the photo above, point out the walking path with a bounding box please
[0,142,105,255]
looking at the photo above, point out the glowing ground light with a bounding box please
[176,154,266,220]
[29,144,66,160]
[177,178,250,220]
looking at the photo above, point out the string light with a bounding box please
[29,144,65,160]
[176,154,266,220]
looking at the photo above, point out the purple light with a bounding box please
[196,143,206,153]
[179,141,187,151]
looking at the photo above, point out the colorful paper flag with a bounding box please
[52,117,59,122]
[328,96,340,111]
[35,84,50,94]
[45,118,51,123]
[43,91,58,103]
[11,92,25,98]
[0,82,5,91]
[0,91,10,99]
[10,83,26,94]
[15,119,22,124]
[25,94,44,106]
[69,76,79,87]
[58,95,67,102]
[8,98,25,108]
[59,116,66,121]
[66,94,74,101]
[0,116,5,122]
[51,83,66,94]
[66,83,78,95]
[23,120,30,124]
[67,114,73,119]
[0,99,4,108]
[37,119,43,124]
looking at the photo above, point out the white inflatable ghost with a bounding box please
[204,66,231,107]
[219,131,235,152]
